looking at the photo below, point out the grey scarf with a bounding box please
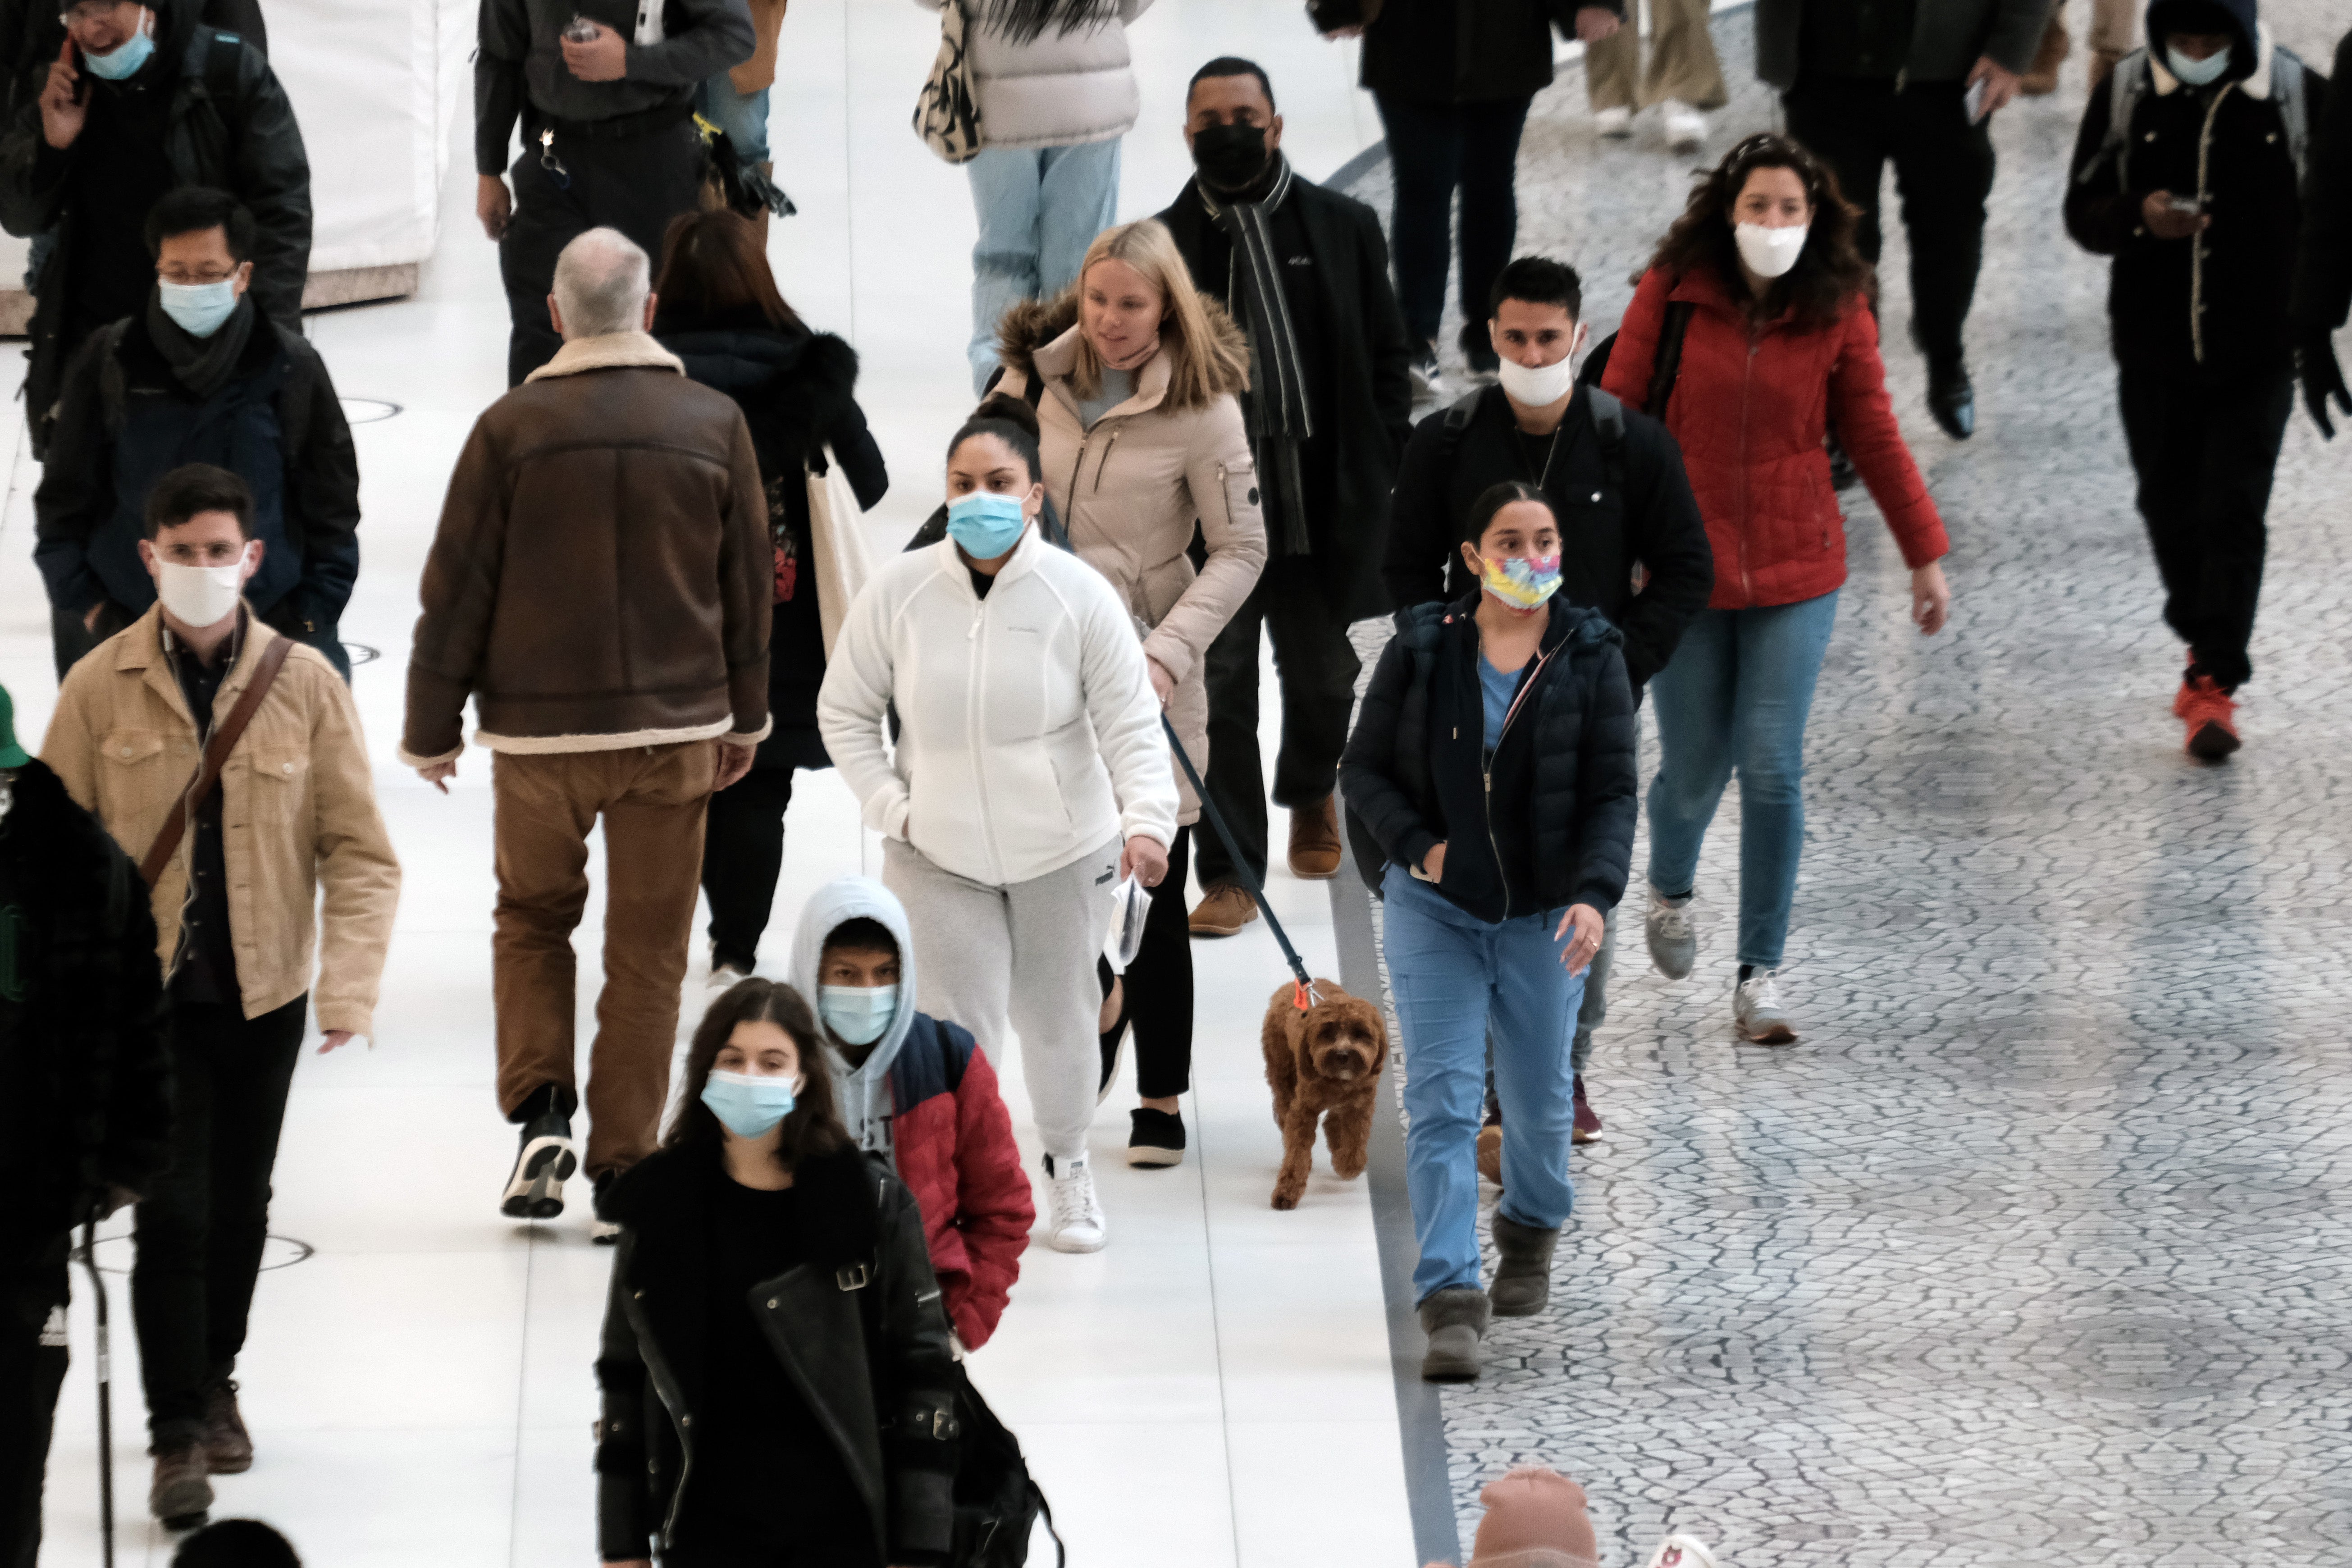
[1200,156,1314,554]
[146,292,257,402]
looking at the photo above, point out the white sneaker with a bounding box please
[1409,347,1446,402]
[1043,1154,1107,1253]
[707,963,749,996]
[1664,101,1707,151]
[1595,105,1634,138]
[1644,1535,1719,1568]
[1733,969,1799,1045]
[1645,887,1696,980]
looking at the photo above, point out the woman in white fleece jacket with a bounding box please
[817,401,1177,1254]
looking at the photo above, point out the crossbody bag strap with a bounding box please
[139,635,295,889]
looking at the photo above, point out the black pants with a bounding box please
[701,765,798,974]
[1101,826,1194,1100]
[1781,77,1994,367]
[1196,559,1363,889]
[133,995,306,1447]
[499,119,704,386]
[2116,363,2294,694]
[1374,92,1534,346]
[0,1230,69,1568]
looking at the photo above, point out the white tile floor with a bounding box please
[0,4,1414,1563]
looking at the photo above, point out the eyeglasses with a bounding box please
[59,2,136,26]
[158,267,241,285]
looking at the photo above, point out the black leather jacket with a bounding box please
[594,1142,960,1563]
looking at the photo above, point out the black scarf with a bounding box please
[1199,156,1314,554]
[146,292,258,402]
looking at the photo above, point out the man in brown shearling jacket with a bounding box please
[397,227,771,1232]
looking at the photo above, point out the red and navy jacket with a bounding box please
[884,1013,1033,1349]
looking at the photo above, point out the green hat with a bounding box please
[0,685,30,769]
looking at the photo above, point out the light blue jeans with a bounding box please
[964,139,1123,392]
[1383,865,1585,1302]
[697,72,770,166]
[1644,590,1840,970]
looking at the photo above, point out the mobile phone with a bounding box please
[562,14,600,42]
[1962,77,1989,123]
[2166,194,2206,213]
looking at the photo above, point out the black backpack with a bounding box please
[1575,298,1696,418]
[948,1363,1064,1567]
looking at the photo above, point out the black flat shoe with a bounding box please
[1927,360,1976,440]
[1127,1107,1186,1168]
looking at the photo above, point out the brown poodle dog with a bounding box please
[1261,980,1389,1210]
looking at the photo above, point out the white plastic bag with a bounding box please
[1102,874,1150,973]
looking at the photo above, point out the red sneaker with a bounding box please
[1571,1077,1603,1144]
[2178,675,2240,760]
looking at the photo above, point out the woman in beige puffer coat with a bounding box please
[992,217,1266,1168]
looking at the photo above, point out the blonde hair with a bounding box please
[1070,219,1248,414]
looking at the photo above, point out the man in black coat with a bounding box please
[36,187,359,682]
[2064,0,2327,760]
[0,684,171,1568]
[2289,25,2352,439]
[0,0,307,458]
[1384,255,1711,1140]
[1155,57,1415,938]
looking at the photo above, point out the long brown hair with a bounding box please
[666,978,849,1170]
[1069,219,1250,413]
[652,209,805,332]
[1643,133,1875,329]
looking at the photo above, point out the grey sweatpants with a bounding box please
[883,834,1122,1162]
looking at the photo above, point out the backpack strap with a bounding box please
[1646,300,1695,418]
[2081,48,2151,191]
[1585,386,1632,502]
[1434,386,1488,465]
[204,30,244,98]
[2274,47,2312,188]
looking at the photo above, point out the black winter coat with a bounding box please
[1383,385,1713,694]
[0,759,170,1246]
[1754,0,2051,88]
[2065,35,2329,378]
[35,303,359,637]
[1340,594,1637,923]
[657,311,889,768]
[2291,29,2352,335]
[0,16,310,450]
[1156,173,1414,623]
[595,1142,959,1564]
[1306,0,1619,105]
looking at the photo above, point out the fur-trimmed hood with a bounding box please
[992,287,1252,404]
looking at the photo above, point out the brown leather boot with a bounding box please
[203,1379,253,1474]
[1287,795,1342,879]
[1187,882,1258,937]
[150,1442,214,1529]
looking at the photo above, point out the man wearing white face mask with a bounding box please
[37,186,359,683]
[40,462,398,1528]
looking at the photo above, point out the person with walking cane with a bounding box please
[0,681,170,1568]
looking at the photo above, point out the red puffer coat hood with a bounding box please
[1602,264,1949,610]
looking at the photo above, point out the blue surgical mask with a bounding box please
[700,1069,800,1139]
[80,13,155,81]
[945,490,1029,561]
[819,984,899,1047]
[2165,43,2231,86]
[157,279,241,340]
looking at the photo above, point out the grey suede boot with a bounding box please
[1418,1286,1490,1381]
[1489,1212,1561,1317]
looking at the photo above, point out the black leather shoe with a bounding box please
[1927,360,1976,439]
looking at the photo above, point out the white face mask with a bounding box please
[1734,221,1809,280]
[1496,350,1579,409]
[155,551,249,629]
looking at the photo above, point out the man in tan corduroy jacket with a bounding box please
[41,462,398,1527]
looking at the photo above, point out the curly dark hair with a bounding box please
[1643,133,1875,329]
[666,978,850,1171]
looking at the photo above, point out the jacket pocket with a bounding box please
[247,747,311,828]
[98,727,170,819]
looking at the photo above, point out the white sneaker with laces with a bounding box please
[1644,887,1697,979]
[1664,100,1707,150]
[1734,969,1799,1044]
[707,963,749,996]
[1409,348,1446,402]
[1044,1154,1107,1253]
[1595,105,1634,138]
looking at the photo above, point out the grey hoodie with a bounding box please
[789,875,919,1155]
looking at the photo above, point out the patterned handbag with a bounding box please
[913,0,984,164]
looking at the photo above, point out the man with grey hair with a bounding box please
[476,0,754,384]
[398,227,772,1231]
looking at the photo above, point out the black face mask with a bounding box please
[1192,122,1271,194]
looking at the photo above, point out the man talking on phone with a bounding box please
[475,0,754,385]
[0,0,309,459]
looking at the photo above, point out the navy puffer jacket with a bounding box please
[1340,594,1637,923]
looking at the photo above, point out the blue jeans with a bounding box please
[1383,866,1585,1302]
[1644,591,1840,970]
[697,73,770,166]
[964,139,1122,392]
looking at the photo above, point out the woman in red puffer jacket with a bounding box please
[1602,132,1954,1047]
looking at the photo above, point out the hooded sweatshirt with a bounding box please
[788,875,1034,1348]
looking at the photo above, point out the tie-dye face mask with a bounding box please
[1475,551,1563,611]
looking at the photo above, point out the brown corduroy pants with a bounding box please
[1585,0,1729,113]
[491,742,715,1177]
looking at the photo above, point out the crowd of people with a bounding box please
[0,0,2347,1561]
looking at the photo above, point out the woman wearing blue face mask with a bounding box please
[595,978,959,1568]
[1339,482,1638,1383]
[817,402,1180,1256]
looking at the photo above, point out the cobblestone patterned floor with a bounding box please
[1343,5,2352,1563]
